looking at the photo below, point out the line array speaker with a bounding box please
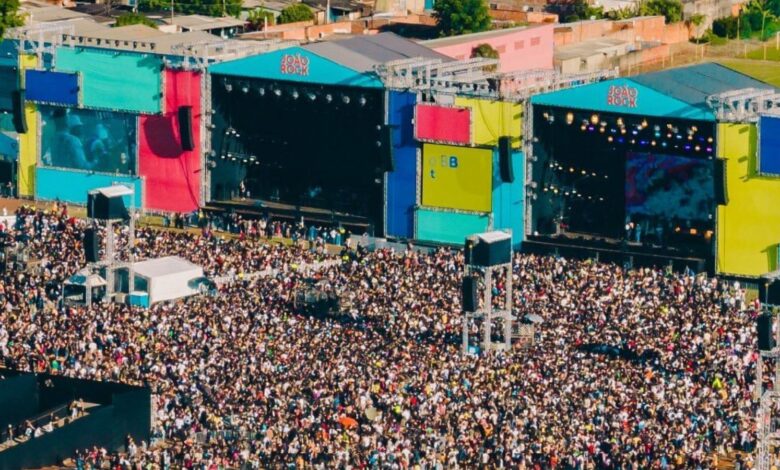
[462,276,478,313]
[498,136,513,183]
[178,105,194,151]
[758,313,775,351]
[84,228,99,263]
[12,90,27,135]
[714,158,728,205]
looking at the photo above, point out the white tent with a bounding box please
[131,256,204,304]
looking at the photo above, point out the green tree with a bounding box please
[747,0,776,39]
[640,0,683,23]
[433,0,491,37]
[555,0,603,23]
[0,0,23,39]
[712,16,738,37]
[470,43,498,71]
[115,12,158,28]
[278,3,314,24]
[247,9,275,30]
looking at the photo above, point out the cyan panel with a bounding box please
[35,167,143,207]
[56,47,162,114]
[531,78,716,121]
[492,150,524,247]
[0,67,18,112]
[386,91,417,239]
[26,70,80,106]
[416,208,490,245]
[0,40,17,68]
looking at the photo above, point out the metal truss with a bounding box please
[706,88,780,122]
[9,21,76,66]
[170,39,297,70]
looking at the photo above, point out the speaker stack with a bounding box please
[84,228,99,263]
[498,136,514,183]
[462,276,478,312]
[758,313,775,351]
[178,105,194,151]
[713,159,728,205]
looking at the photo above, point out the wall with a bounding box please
[386,91,417,239]
[138,70,201,213]
[492,150,524,246]
[421,143,493,212]
[415,208,490,244]
[554,17,691,47]
[453,97,522,147]
[18,54,38,197]
[35,167,143,207]
[717,123,780,277]
[489,8,558,24]
[0,374,38,429]
[56,47,162,114]
[426,24,554,73]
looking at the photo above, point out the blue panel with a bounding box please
[209,47,383,88]
[492,150,524,247]
[26,70,80,106]
[531,78,716,121]
[760,115,780,176]
[386,91,417,239]
[0,40,18,69]
[35,167,143,207]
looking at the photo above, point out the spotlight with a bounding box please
[291,90,299,99]
[241,85,249,94]
[325,94,333,103]
[258,87,265,96]
[224,82,233,92]
[359,96,367,106]
[307,92,316,101]
[342,95,350,104]
[641,119,648,128]
[543,112,549,120]
[590,114,599,125]
[707,137,713,143]
[566,112,574,125]
[274,89,282,97]
[580,125,587,131]
[651,141,656,146]
[653,125,660,132]
[607,136,613,142]
[695,145,701,151]
[617,117,624,127]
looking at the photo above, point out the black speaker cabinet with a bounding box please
[462,276,478,313]
[84,228,99,263]
[178,105,194,151]
[87,192,128,220]
[12,90,26,134]
[758,313,775,351]
[714,158,728,205]
[466,231,512,267]
[498,136,514,183]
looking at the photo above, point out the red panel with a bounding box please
[138,70,201,213]
[415,104,471,145]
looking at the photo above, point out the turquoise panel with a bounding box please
[0,40,17,68]
[416,208,490,245]
[56,47,162,114]
[35,167,143,207]
[209,47,383,88]
[492,150,524,248]
[531,78,715,121]
[0,132,18,158]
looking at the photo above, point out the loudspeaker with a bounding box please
[758,313,775,350]
[759,278,780,305]
[87,193,128,220]
[178,105,194,151]
[498,136,514,183]
[714,159,728,205]
[12,90,27,134]
[467,231,512,267]
[464,238,475,265]
[84,228,99,263]
[462,276,478,313]
[380,125,394,172]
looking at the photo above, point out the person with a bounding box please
[51,112,94,171]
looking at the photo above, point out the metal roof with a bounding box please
[630,62,775,108]
[422,23,549,48]
[133,256,202,279]
[304,32,450,72]
[164,14,246,31]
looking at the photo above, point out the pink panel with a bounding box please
[138,70,201,213]
[415,104,471,145]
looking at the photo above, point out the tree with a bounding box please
[471,43,498,71]
[247,9,275,30]
[433,0,491,37]
[640,0,683,23]
[278,3,314,24]
[712,16,738,37]
[554,0,604,23]
[747,0,776,39]
[0,0,23,39]
[115,12,158,28]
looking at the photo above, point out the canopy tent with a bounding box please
[130,256,204,304]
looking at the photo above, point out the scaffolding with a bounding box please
[9,20,75,67]
[169,39,297,71]
[706,88,780,123]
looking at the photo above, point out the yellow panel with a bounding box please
[717,123,780,277]
[18,54,38,197]
[454,97,522,147]
[422,143,492,212]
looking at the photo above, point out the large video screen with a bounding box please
[625,152,714,222]
[40,107,136,174]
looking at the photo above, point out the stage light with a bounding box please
[695,145,701,151]
[599,127,605,133]
[274,89,282,97]
[291,90,299,99]
[661,142,667,148]
[566,112,574,124]
[569,167,574,172]
[684,145,691,151]
[258,87,265,96]
[591,114,599,125]
[620,128,626,135]
[325,94,333,103]
[241,85,249,93]
[632,130,638,135]
[543,112,549,120]
[588,126,595,131]
[224,82,233,92]
[707,137,713,143]
[651,141,656,146]
[653,125,660,132]
[667,133,672,138]
[607,136,613,142]
[617,117,624,127]
[580,125,587,131]
[307,92,316,101]
[581,170,587,174]
[549,163,555,168]
[630,139,636,144]
[706,147,713,153]
[641,119,648,128]
[359,96,367,106]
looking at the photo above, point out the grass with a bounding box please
[717,58,780,86]
[745,44,780,60]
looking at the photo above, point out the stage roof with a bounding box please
[532,63,776,122]
[209,32,448,88]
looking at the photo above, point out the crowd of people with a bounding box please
[0,203,765,469]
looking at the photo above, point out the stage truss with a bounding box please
[707,88,780,122]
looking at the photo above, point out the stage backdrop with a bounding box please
[759,114,780,176]
[18,54,38,197]
[716,123,780,276]
[422,143,492,212]
[415,207,490,244]
[453,97,522,147]
[56,47,162,114]
[138,70,201,213]
[386,91,417,239]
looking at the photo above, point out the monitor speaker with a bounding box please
[12,90,26,134]
[466,231,512,267]
[84,228,99,263]
[380,125,394,172]
[758,313,775,351]
[87,193,128,220]
[498,136,514,183]
[714,158,728,205]
[178,105,194,151]
[462,276,478,313]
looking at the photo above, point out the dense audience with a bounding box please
[0,204,764,469]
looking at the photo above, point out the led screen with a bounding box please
[40,106,136,174]
[625,152,713,222]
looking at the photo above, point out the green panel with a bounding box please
[56,47,162,114]
[416,208,490,245]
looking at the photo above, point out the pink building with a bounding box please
[421,23,554,73]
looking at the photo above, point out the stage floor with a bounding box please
[205,198,372,231]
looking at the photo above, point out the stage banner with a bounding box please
[39,106,137,174]
[454,97,522,147]
[386,91,417,238]
[18,54,38,197]
[414,104,471,145]
[138,69,201,213]
[415,207,490,244]
[25,70,80,106]
[56,47,162,114]
[422,143,492,212]
[759,115,780,176]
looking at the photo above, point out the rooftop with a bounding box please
[422,23,550,48]
[554,37,628,60]
[133,256,202,279]
[21,5,90,23]
[164,14,246,31]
